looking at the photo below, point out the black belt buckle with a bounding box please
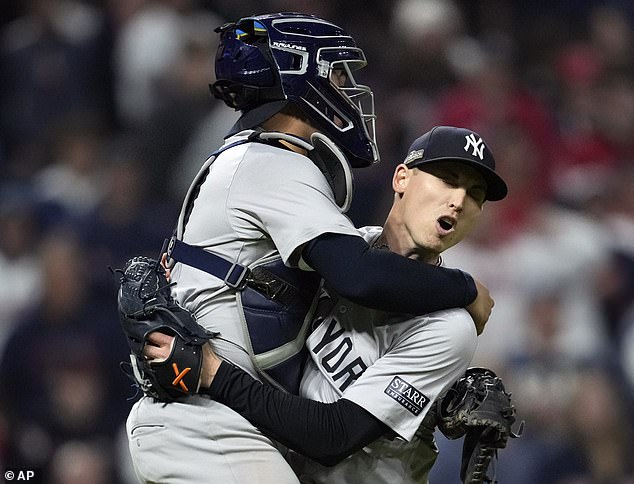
[245,275,281,299]
[246,268,294,305]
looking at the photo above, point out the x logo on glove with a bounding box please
[172,363,191,391]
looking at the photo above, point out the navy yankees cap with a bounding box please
[404,126,508,201]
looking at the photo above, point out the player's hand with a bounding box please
[143,331,175,361]
[465,279,494,335]
[143,331,222,390]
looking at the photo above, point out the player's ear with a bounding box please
[392,164,410,194]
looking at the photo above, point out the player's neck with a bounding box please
[261,113,315,155]
[380,224,441,265]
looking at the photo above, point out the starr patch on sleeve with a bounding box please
[384,376,430,416]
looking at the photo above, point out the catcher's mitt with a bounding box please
[437,367,524,484]
[115,256,216,402]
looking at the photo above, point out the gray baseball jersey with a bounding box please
[170,130,359,376]
[127,130,360,484]
[296,226,478,484]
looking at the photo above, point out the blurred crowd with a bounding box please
[0,0,632,483]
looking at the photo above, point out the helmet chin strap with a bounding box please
[256,131,354,213]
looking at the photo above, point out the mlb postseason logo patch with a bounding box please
[384,376,429,415]
[404,149,424,164]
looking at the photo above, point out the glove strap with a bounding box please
[151,334,205,397]
[461,428,498,484]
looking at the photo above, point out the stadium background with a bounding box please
[0,0,632,482]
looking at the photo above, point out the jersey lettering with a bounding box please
[311,317,369,392]
[312,318,345,353]
[332,357,367,392]
[322,338,352,372]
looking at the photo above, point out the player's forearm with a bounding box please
[204,360,387,466]
[304,233,476,313]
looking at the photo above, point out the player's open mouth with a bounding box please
[437,216,455,235]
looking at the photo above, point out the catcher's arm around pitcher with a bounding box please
[143,312,522,477]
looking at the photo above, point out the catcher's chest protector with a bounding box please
[169,133,328,394]
[169,237,322,393]
[237,256,321,393]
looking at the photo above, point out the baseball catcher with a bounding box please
[114,256,216,402]
[437,367,524,484]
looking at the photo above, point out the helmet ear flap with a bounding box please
[210,81,259,109]
[210,81,284,111]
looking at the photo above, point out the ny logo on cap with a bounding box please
[464,133,485,160]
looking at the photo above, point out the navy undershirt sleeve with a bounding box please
[206,361,388,466]
[303,233,477,314]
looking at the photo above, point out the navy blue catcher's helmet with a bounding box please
[212,12,379,168]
